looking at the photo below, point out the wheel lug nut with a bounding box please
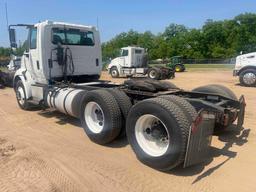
[145,128,151,134]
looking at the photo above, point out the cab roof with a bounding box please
[35,20,96,31]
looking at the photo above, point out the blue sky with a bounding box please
[0,0,256,47]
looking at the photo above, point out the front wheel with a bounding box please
[110,67,119,78]
[174,64,185,72]
[15,80,31,110]
[239,69,256,87]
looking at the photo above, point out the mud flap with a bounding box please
[237,95,245,130]
[184,111,215,168]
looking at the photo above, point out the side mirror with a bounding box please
[9,28,17,48]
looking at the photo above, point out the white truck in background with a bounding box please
[233,52,256,86]
[107,46,175,80]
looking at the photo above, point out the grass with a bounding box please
[150,63,235,71]
[0,66,8,72]
[184,64,234,68]
[185,64,234,71]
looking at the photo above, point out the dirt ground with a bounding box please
[0,70,255,192]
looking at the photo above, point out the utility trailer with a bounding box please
[107,47,175,80]
[10,21,245,171]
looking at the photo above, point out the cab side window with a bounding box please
[122,50,128,56]
[30,28,37,49]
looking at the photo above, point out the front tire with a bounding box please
[15,80,31,110]
[174,64,185,72]
[110,67,119,78]
[126,98,190,170]
[239,69,256,87]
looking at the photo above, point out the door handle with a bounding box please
[24,52,29,58]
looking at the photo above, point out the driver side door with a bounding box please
[24,27,41,81]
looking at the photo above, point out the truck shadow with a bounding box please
[37,109,129,148]
[234,83,256,88]
[170,125,250,184]
[37,110,81,127]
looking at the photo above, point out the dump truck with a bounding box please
[107,46,175,80]
[10,20,245,171]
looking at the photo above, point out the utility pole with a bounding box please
[97,17,99,29]
[5,2,9,31]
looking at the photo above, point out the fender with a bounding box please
[237,65,256,75]
[13,69,34,99]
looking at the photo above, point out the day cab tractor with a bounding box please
[107,47,175,80]
[233,52,256,87]
[166,56,186,72]
[10,20,245,171]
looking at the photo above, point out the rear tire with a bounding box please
[148,68,160,80]
[192,84,237,133]
[239,69,256,87]
[126,98,190,170]
[106,89,132,137]
[192,84,237,100]
[80,89,122,144]
[160,81,178,89]
[159,95,197,123]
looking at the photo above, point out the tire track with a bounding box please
[0,137,83,192]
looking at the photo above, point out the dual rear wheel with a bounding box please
[80,89,132,144]
[80,88,196,170]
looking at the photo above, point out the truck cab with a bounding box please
[233,52,256,86]
[108,46,148,78]
[10,20,102,101]
[109,47,146,68]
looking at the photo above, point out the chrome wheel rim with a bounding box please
[149,70,156,79]
[111,70,118,77]
[84,102,104,133]
[243,72,256,85]
[135,114,169,157]
[17,86,25,105]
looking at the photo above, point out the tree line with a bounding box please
[102,13,256,61]
[0,46,25,60]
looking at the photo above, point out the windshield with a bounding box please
[52,28,95,46]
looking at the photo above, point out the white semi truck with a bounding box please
[108,46,175,80]
[9,20,245,171]
[233,52,256,87]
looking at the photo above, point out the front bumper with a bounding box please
[233,69,239,76]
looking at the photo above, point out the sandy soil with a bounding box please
[0,70,255,192]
